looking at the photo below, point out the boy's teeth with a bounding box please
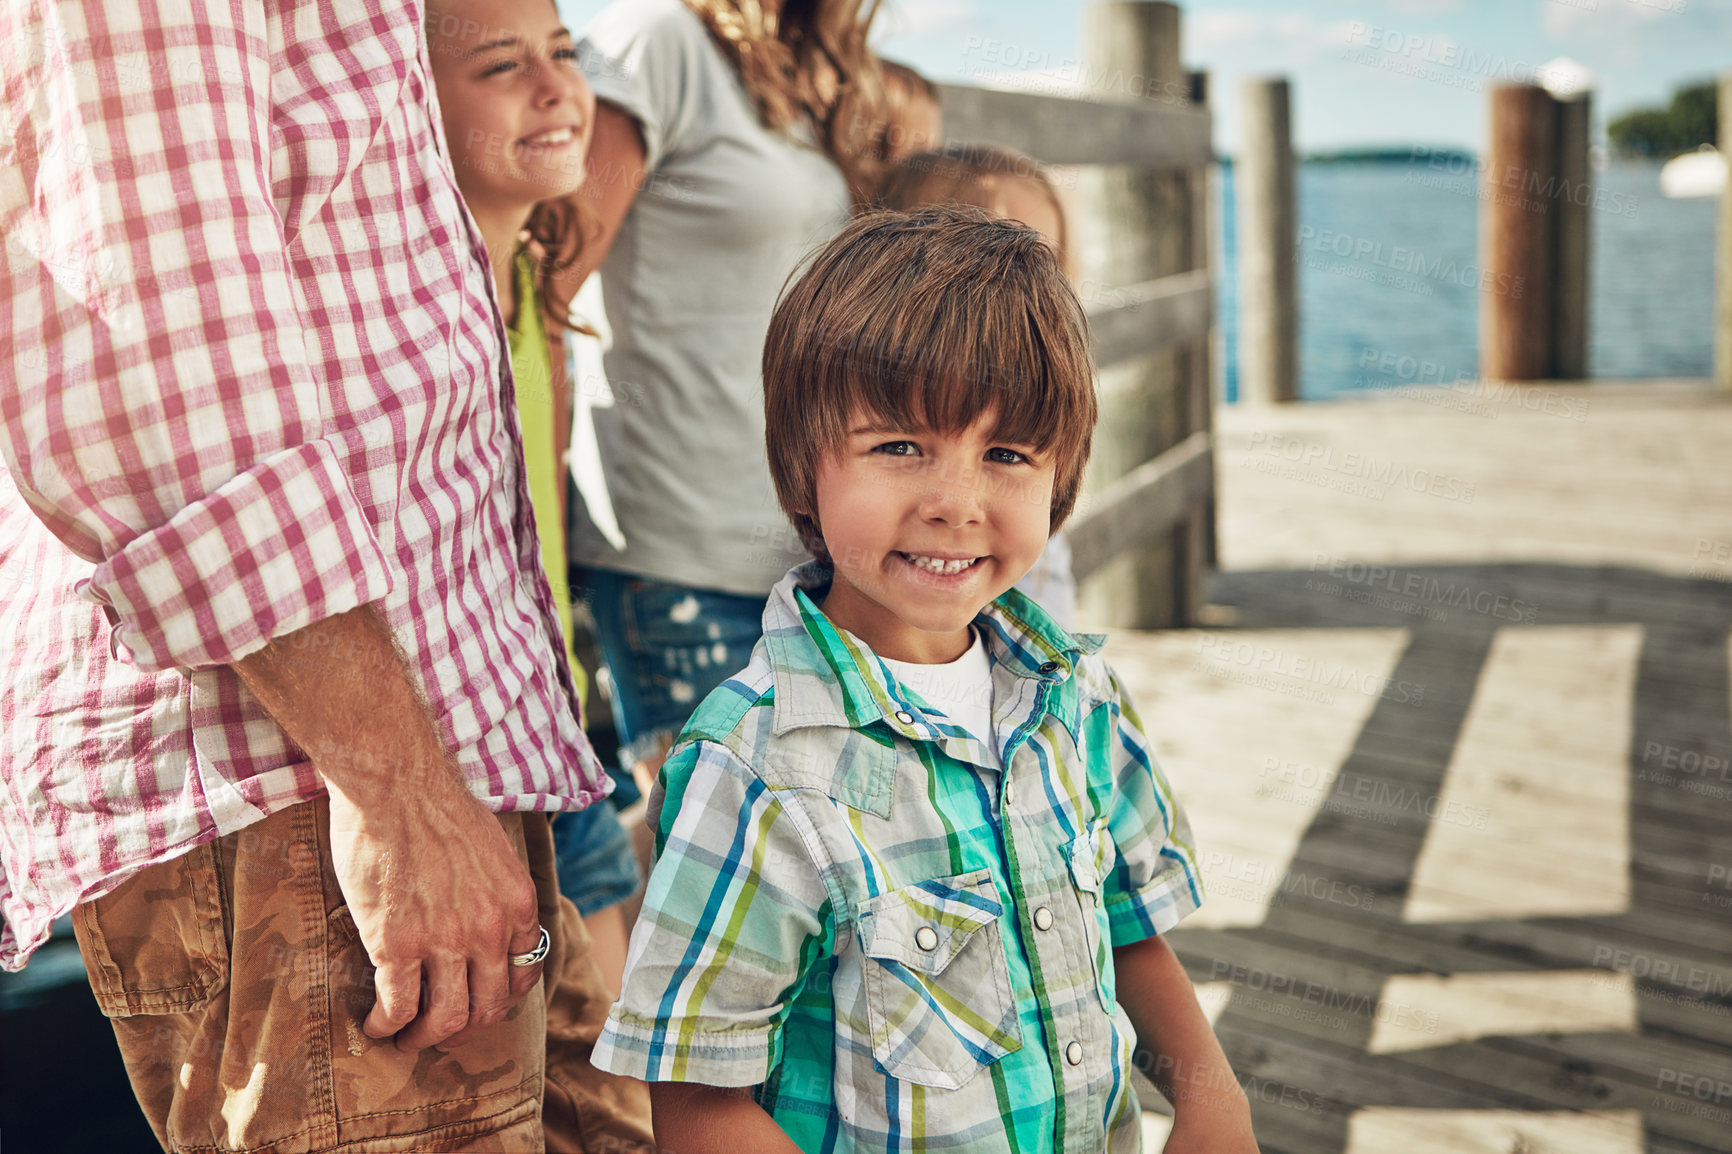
[904,554,976,575]
[523,128,572,145]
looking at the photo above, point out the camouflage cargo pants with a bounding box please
[71,795,656,1153]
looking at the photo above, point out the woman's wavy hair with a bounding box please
[681,0,888,202]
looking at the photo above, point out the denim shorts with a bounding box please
[551,800,641,916]
[553,570,768,914]
[575,567,769,806]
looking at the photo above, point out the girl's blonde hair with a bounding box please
[875,144,1069,261]
[681,0,887,201]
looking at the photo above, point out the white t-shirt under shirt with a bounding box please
[571,0,852,595]
[879,629,999,764]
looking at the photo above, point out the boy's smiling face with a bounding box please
[813,408,1056,664]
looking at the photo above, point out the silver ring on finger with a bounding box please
[509,926,551,967]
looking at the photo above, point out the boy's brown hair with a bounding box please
[763,206,1096,560]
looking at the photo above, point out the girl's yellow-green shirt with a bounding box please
[506,248,585,703]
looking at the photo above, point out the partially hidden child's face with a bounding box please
[992,178,1064,257]
[884,99,943,164]
[427,0,595,212]
[813,407,1057,665]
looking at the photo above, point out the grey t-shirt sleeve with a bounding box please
[578,0,707,171]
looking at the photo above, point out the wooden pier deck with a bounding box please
[1104,381,1732,1153]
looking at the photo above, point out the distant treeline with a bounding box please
[1219,148,1478,167]
[1303,148,1475,166]
[1608,81,1719,159]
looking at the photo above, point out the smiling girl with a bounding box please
[426,2,655,1148]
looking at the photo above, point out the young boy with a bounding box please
[876,143,1081,629]
[592,208,1256,1152]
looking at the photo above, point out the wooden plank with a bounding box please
[1365,971,1637,1054]
[1346,1109,1642,1154]
[1085,268,1212,368]
[936,82,1212,170]
[1068,431,1212,581]
[1406,625,1640,923]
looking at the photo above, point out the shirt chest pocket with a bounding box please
[855,871,1023,1090]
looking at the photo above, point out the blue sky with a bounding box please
[557,0,1730,154]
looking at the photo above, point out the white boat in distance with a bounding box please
[1659,145,1727,199]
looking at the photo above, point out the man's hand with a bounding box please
[233,605,546,1051]
[325,777,544,1050]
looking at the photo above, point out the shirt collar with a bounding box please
[762,559,1103,739]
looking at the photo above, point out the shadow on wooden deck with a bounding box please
[1146,561,1732,1154]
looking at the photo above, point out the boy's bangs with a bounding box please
[827,273,1086,460]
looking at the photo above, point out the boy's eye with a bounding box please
[986,447,1028,465]
[481,60,517,77]
[553,47,579,63]
[871,440,919,457]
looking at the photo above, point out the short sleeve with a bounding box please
[1096,666,1205,946]
[592,739,832,1086]
[577,0,708,171]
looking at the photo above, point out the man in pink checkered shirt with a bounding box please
[0,1,654,1149]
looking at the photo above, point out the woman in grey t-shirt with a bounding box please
[558,0,884,793]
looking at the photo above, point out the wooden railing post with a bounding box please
[1185,68,1218,582]
[1075,0,1202,629]
[939,19,1216,614]
[1717,72,1732,393]
[1237,76,1297,404]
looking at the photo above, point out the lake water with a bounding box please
[1217,160,1720,401]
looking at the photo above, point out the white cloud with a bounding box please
[1543,0,1689,38]
[1534,55,1597,98]
[1187,10,1341,63]
[1189,12,1263,50]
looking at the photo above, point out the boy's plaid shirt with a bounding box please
[594,561,1204,1153]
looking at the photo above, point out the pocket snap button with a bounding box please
[915,925,939,952]
[895,710,914,724]
[1038,661,1061,675]
[1065,1040,1084,1066]
[1033,906,1054,931]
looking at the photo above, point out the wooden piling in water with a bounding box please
[1553,93,1591,380]
[1236,76,1297,404]
[1717,73,1732,393]
[1480,83,1595,381]
[1481,84,1560,381]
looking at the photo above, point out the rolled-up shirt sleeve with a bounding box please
[1099,667,1206,945]
[0,1,396,671]
[594,739,833,1086]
